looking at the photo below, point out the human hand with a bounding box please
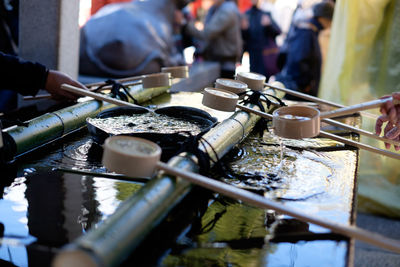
[375,92,400,150]
[45,70,87,101]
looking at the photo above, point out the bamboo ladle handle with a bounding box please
[265,82,343,108]
[85,75,143,88]
[60,84,150,111]
[239,105,400,159]
[157,161,400,254]
[319,130,400,160]
[322,118,400,147]
[236,103,273,119]
[264,82,379,120]
[23,81,129,101]
[320,97,399,119]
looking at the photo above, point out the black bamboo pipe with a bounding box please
[3,85,169,158]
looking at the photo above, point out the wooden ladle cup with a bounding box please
[273,97,400,139]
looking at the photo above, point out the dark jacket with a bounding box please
[186,1,242,69]
[0,52,48,96]
[242,6,281,78]
[275,17,323,98]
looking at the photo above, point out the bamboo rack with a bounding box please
[3,84,169,158]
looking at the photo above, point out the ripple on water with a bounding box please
[222,132,355,203]
[58,139,105,170]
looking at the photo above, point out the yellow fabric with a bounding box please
[319,0,400,217]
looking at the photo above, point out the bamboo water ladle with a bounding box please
[101,135,400,254]
[60,84,153,112]
[24,70,179,101]
[272,97,400,139]
[263,81,381,120]
[86,65,188,88]
[58,72,173,109]
[201,87,400,159]
[24,74,145,101]
[234,72,377,119]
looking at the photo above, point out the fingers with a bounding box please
[392,92,400,100]
[376,93,400,150]
[383,123,395,149]
[45,70,88,101]
[375,114,388,135]
[386,126,400,151]
[388,106,398,124]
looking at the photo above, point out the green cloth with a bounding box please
[319,0,400,217]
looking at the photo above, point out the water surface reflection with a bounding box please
[0,130,145,266]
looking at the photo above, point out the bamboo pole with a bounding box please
[265,82,378,119]
[4,85,169,158]
[265,82,343,108]
[319,131,400,160]
[85,75,143,88]
[156,161,400,254]
[320,98,396,119]
[322,118,400,147]
[60,84,151,111]
[24,77,144,101]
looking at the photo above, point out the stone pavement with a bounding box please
[354,212,400,267]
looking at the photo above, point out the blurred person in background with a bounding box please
[173,6,194,58]
[273,0,334,100]
[184,0,243,79]
[241,0,281,80]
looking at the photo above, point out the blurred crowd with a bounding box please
[176,0,335,98]
[1,0,334,108]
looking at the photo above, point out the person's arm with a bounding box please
[0,52,48,96]
[0,52,85,100]
[375,92,400,150]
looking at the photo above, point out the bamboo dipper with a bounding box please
[25,71,176,101]
[201,87,400,160]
